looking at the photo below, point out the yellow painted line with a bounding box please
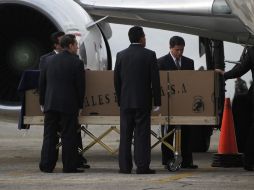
[151,167,217,184]
[151,172,194,184]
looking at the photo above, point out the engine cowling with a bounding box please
[0,0,111,108]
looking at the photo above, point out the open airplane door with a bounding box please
[191,37,225,152]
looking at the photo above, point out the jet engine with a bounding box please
[0,0,111,108]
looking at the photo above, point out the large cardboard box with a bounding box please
[82,71,119,116]
[82,70,218,117]
[25,89,42,116]
[24,71,119,116]
[25,70,218,118]
[165,70,218,116]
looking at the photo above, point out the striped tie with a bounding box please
[175,59,181,70]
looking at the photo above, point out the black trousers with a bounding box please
[244,123,254,166]
[161,125,193,165]
[244,89,254,166]
[232,94,251,153]
[39,111,79,172]
[119,108,151,171]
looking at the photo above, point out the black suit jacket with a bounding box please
[39,50,85,115]
[157,53,194,70]
[114,44,161,110]
[39,51,56,70]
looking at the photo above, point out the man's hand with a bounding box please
[215,69,225,75]
[40,105,44,112]
[153,106,160,112]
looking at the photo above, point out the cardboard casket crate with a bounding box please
[83,70,218,117]
[25,70,219,124]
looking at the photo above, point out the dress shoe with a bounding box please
[181,164,198,169]
[244,165,253,171]
[82,157,88,164]
[40,169,53,173]
[118,169,131,174]
[39,165,53,173]
[77,163,90,169]
[136,168,156,174]
[78,156,88,164]
[63,169,84,173]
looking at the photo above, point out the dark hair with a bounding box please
[170,36,185,48]
[128,26,145,43]
[50,31,65,45]
[60,34,76,48]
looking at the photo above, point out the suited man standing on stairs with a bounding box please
[157,36,198,169]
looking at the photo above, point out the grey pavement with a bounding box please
[0,119,253,190]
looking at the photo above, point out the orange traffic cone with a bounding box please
[218,98,238,154]
[212,98,243,167]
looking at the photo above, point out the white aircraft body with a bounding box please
[77,0,254,45]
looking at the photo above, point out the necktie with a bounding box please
[175,59,181,70]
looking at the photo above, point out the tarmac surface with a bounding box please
[0,119,254,190]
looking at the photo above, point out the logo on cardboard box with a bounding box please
[192,96,205,113]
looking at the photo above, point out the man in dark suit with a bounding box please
[216,46,254,171]
[39,34,85,173]
[114,26,161,174]
[39,31,90,170]
[158,36,198,169]
[38,31,64,169]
